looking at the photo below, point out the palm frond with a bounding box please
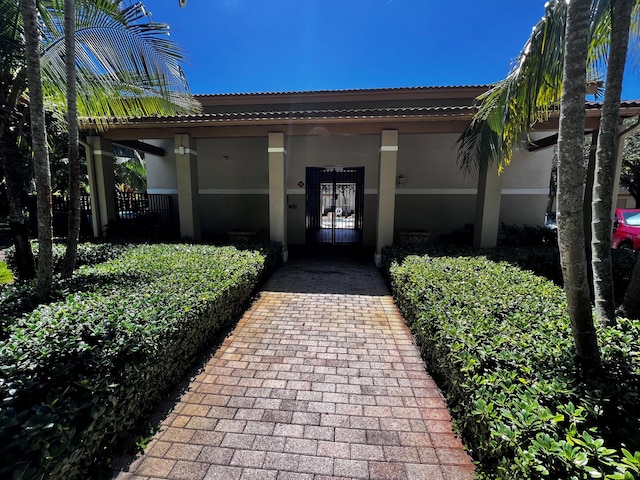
[0,1,24,71]
[38,0,200,125]
[627,1,640,73]
[457,0,616,175]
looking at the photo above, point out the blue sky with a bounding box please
[147,0,640,99]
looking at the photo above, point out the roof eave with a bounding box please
[194,85,493,107]
[79,111,479,131]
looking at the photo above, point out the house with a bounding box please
[80,85,640,264]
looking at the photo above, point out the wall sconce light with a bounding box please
[396,174,405,186]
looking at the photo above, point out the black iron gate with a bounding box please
[305,167,364,244]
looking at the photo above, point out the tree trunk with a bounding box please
[0,125,36,279]
[592,0,634,326]
[20,0,53,298]
[619,254,640,319]
[546,151,558,216]
[557,0,601,369]
[61,0,81,278]
[583,131,597,256]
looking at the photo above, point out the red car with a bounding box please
[612,208,640,250]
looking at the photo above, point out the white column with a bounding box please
[87,136,116,236]
[375,130,399,265]
[175,133,201,240]
[473,161,502,248]
[612,125,628,215]
[268,132,288,262]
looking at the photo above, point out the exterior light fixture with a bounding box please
[396,174,405,186]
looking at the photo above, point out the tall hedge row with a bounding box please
[387,253,640,479]
[0,243,280,479]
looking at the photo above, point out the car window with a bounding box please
[622,211,640,226]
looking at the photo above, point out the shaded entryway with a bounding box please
[114,259,474,480]
[306,167,364,245]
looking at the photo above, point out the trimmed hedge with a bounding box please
[382,244,638,303]
[0,243,280,479]
[1,242,134,338]
[4,240,132,275]
[387,253,640,479]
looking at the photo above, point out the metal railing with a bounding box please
[28,193,175,237]
[116,192,173,225]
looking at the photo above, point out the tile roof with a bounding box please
[129,105,478,124]
[79,94,640,129]
[193,85,494,98]
[588,100,640,109]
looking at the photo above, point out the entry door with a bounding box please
[306,167,364,244]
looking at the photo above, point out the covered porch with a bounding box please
[80,86,624,263]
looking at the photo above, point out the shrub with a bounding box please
[499,223,557,247]
[1,242,133,337]
[386,253,640,479]
[4,240,132,275]
[0,243,280,479]
[381,243,638,303]
[0,262,12,284]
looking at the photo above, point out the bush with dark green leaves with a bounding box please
[382,243,638,303]
[4,240,132,275]
[0,243,280,479]
[1,242,133,337]
[386,253,640,479]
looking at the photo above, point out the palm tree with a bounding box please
[620,258,640,318]
[39,1,199,127]
[0,1,36,280]
[61,0,80,278]
[591,0,634,325]
[457,0,570,174]
[556,0,601,368]
[0,0,200,281]
[457,0,640,363]
[20,0,53,297]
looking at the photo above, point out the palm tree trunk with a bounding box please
[557,0,601,369]
[618,255,640,319]
[0,125,36,279]
[20,0,53,298]
[61,0,80,278]
[583,131,597,256]
[591,0,634,326]
[546,151,558,216]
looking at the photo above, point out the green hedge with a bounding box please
[4,240,132,275]
[382,244,638,303]
[1,242,134,338]
[387,253,640,479]
[0,243,280,479]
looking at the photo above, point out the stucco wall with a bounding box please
[143,131,555,244]
[145,139,178,192]
[499,141,554,226]
[198,194,269,238]
[393,133,554,240]
[195,137,269,237]
[393,133,476,238]
[197,137,269,189]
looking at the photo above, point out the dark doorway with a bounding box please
[305,167,364,245]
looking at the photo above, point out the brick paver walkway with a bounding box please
[115,259,474,480]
